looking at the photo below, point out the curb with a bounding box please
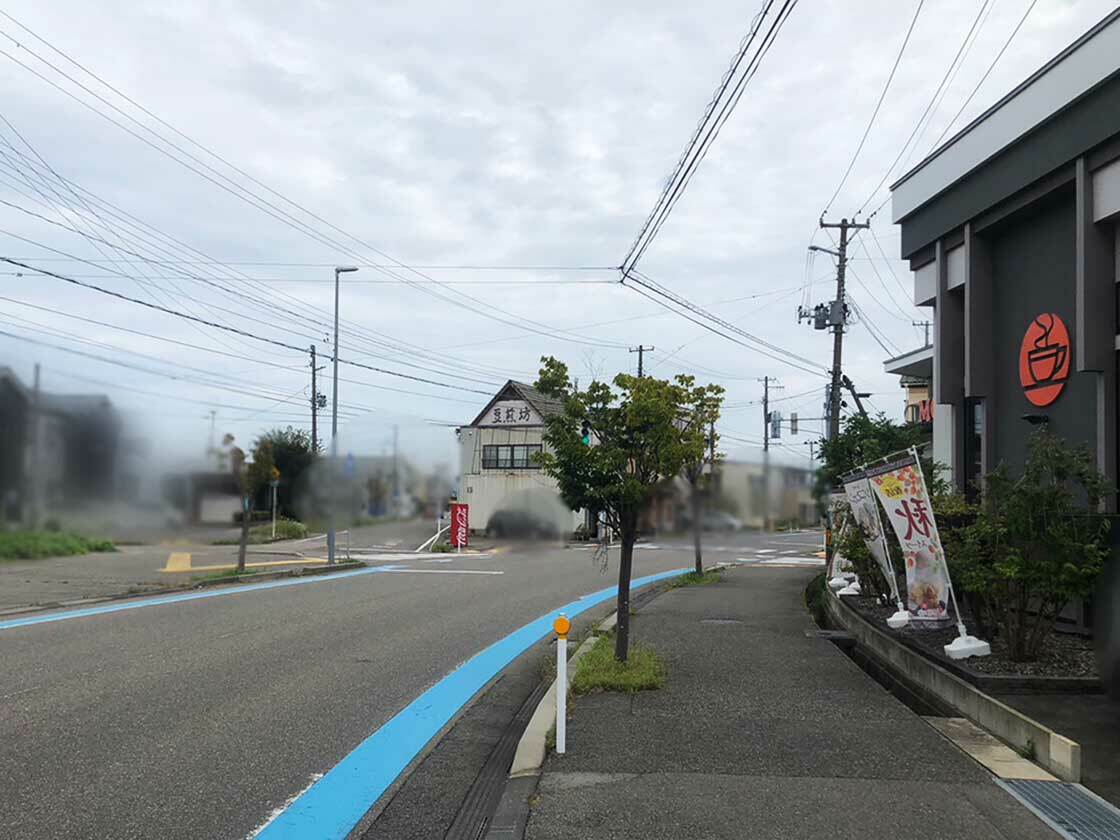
[509,634,599,778]
[823,584,1082,782]
[483,565,731,840]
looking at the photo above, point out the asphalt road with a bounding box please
[0,528,822,840]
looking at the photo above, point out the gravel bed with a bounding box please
[846,594,1099,680]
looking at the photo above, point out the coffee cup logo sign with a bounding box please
[1019,313,1070,407]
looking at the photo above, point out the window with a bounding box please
[482,444,542,470]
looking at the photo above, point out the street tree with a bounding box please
[229,435,276,573]
[677,378,725,575]
[535,356,713,662]
[253,426,314,518]
[814,413,929,506]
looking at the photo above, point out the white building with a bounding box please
[457,380,581,535]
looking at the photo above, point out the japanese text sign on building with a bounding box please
[865,452,950,621]
[450,503,469,548]
[479,400,537,427]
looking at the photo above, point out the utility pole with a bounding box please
[758,376,782,531]
[310,345,319,454]
[328,266,359,565]
[807,216,869,441]
[805,440,817,464]
[913,320,931,347]
[629,345,654,377]
[28,363,41,528]
[392,423,400,517]
[207,410,216,466]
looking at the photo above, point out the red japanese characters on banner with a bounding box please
[450,503,470,548]
[866,454,950,621]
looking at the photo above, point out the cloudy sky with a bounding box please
[0,0,1115,474]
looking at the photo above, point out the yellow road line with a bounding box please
[162,553,192,572]
[160,557,328,574]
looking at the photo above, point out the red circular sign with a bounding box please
[1019,313,1070,407]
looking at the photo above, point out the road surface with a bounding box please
[0,528,823,839]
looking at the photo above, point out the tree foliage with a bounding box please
[678,379,725,574]
[534,356,717,661]
[942,429,1110,661]
[252,426,314,518]
[815,413,928,505]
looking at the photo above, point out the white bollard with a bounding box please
[554,614,570,755]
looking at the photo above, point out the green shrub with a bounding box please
[0,531,117,560]
[571,634,665,694]
[835,517,891,600]
[948,429,1110,662]
[264,519,308,541]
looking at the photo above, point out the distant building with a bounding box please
[716,459,818,530]
[0,367,121,522]
[457,380,582,535]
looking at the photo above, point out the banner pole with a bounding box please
[906,446,990,659]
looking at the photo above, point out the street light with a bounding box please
[328,265,359,565]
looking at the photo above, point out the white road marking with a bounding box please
[247,773,324,839]
[423,558,455,564]
[379,568,504,576]
[755,548,777,554]
[737,556,825,567]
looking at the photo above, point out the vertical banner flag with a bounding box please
[841,472,900,600]
[865,454,950,621]
[450,503,470,548]
[826,490,851,580]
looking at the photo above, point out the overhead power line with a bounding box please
[624,269,829,378]
[0,257,616,271]
[858,0,993,214]
[0,256,494,395]
[620,0,799,274]
[822,0,925,215]
[926,0,1040,152]
[0,294,483,404]
[0,21,626,351]
[0,137,519,383]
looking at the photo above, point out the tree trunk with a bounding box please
[691,481,703,575]
[614,531,635,663]
[237,496,249,573]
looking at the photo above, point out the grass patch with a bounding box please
[213,519,309,545]
[430,542,453,553]
[571,634,665,695]
[192,568,269,585]
[0,531,116,560]
[670,568,723,588]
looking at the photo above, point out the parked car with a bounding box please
[485,509,560,539]
[701,511,743,532]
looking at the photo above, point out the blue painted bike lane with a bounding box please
[255,566,689,839]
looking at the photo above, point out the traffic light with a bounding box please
[790,412,798,436]
[581,419,591,446]
[770,411,781,440]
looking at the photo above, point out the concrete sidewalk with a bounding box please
[526,567,1057,840]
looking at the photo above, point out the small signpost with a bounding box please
[554,613,570,754]
[270,467,281,540]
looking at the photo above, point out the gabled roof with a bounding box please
[467,380,563,427]
[0,366,29,402]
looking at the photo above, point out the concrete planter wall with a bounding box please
[824,588,1082,782]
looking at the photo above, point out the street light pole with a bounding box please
[328,266,359,565]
